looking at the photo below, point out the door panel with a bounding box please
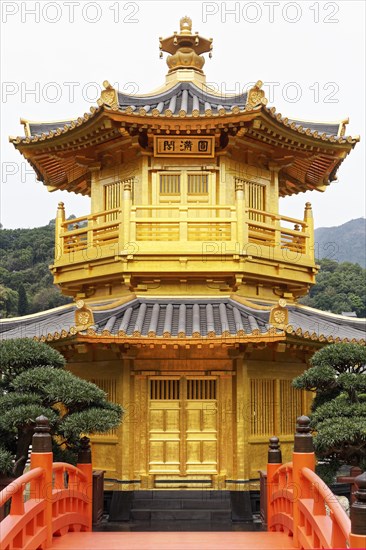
[148,378,218,477]
[149,401,181,473]
[185,401,217,474]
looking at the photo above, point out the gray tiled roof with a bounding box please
[286,306,366,342]
[0,305,76,340]
[26,83,249,137]
[89,298,272,338]
[25,84,342,139]
[287,119,340,138]
[116,82,248,117]
[1,299,364,343]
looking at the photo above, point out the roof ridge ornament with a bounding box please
[159,17,213,75]
[97,80,119,110]
[270,299,289,329]
[246,81,268,110]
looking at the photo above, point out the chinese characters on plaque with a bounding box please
[154,136,215,157]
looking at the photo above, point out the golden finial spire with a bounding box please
[159,17,213,75]
[180,16,192,34]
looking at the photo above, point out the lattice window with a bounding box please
[104,178,134,219]
[160,174,180,194]
[250,379,275,435]
[91,378,117,402]
[90,378,118,435]
[188,174,208,194]
[104,181,122,218]
[150,379,180,400]
[187,379,216,400]
[279,380,304,434]
[235,178,265,221]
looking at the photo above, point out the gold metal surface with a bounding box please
[148,377,218,482]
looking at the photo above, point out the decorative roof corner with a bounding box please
[97,80,119,110]
[269,299,289,329]
[74,299,95,330]
[20,118,31,137]
[246,81,268,111]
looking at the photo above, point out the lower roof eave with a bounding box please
[44,332,286,346]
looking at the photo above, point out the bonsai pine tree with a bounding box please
[292,343,366,479]
[0,338,123,477]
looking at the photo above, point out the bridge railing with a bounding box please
[0,416,92,549]
[267,415,366,549]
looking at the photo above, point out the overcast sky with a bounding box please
[1,0,365,229]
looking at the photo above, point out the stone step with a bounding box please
[131,498,231,510]
[131,509,233,521]
[108,490,253,522]
[133,490,231,500]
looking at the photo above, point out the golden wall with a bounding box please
[67,346,310,490]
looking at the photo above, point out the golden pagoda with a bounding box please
[3,18,364,494]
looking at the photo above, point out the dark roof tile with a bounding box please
[1,299,364,343]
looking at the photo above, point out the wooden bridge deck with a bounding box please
[51,531,294,549]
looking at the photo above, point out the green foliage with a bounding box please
[0,446,13,475]
[300,259,366,317]
[309,343,366,374]
[0,284,18,317]
[17,283,28,315]
[61,408,122,440]
[12,368,107,407]
[0,224,72,316]
[0,338,65,389]
[315,460,341,486]
[293,343,366,472]
[0,338,123,477]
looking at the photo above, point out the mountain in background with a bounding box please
[314,218,366,267]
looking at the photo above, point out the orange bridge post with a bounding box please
[29,415,54,547]
[292,415,315,548]
[76,436,93,531]
[267,436,282,530]
[350,472,366,549]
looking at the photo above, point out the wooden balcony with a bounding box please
[54,203,314,265]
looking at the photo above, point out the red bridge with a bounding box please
[1,416,365,550]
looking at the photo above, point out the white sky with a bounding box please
[1,0,365,229]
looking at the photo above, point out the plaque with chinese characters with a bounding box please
[154,136,215,158]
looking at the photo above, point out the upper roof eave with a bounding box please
[10,108,359,153]
[9,80,359,149]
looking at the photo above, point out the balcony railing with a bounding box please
[55,203,314,263]
[246,208,308,255]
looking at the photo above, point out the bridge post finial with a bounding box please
[32,415,52,453]
[268,436,282,464]
[294,415,314,453]
[350,472,366,548]
[78,436,92,464]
